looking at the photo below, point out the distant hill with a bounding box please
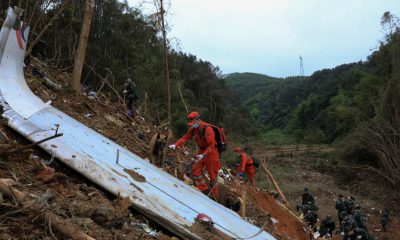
[224,72,306,129]
[224,54,389,143]
[224,72,282,102]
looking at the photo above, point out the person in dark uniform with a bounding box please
[319,215,335,237]
[336,194,347,228]
[381,208,389,232]
[123,77,138,117]
[302,187,315,205]
[352,204,367,230]
[304,209,318,229]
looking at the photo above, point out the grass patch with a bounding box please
[261,129,294,146]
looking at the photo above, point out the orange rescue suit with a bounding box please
[237,151,256,185]
[175,120,221,198]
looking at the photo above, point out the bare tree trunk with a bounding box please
[71,0,94,93]
[177,82,188,113]
[260,162,289,206]
[160,0,172,128]
[26,0,70,57]
[144,91,148,117]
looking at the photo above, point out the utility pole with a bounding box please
[299,55,305,77]
[299,55,305,78]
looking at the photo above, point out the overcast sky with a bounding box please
[131,0,400,78]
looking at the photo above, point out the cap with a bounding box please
[304,187,309,192]
[187,111,200,121]
[234,147,241,152]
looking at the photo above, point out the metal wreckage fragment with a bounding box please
[0,7,275,240]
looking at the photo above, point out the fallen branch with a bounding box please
[177,82,189,113]
[0,133,63,156]
[260,161,289,206]
[336,164,395,186]
[276,201,303,224]
[41,76,62,91]
[239,189,246,218]
[0,128,9,141]
[84,63,124,104]
[0,178,95,240]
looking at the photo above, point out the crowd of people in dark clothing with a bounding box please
[296,188,390,239]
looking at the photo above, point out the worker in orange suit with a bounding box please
[169,111,221,199]
[235,147,256,185]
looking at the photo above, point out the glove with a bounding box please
[196,154,204,160]
[168,144,176,150]
[237,172,243,177]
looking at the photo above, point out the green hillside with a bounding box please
[225,27,398,145]
[225,72,307,130]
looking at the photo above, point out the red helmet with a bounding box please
[187,111,200,121]
[196,213,213,225]
[234,147,241,152]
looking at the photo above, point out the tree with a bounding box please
[149,0,172,128]
[381,11,399,38]
[26,0,71,57]
[160,0,172,129]
[71,0,94,93]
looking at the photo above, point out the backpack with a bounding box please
[250,155,260,168]
[200,124,227,153]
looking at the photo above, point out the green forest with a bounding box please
[224,12,400,186]
[0,0,257,139]
[1,1,399,187]
[225,21,399,146]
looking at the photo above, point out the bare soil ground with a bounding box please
[255,150,400,240]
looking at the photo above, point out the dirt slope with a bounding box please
[0,60,309,239]
[221,181,308,240]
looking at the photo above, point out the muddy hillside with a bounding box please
[0,59,308,239]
